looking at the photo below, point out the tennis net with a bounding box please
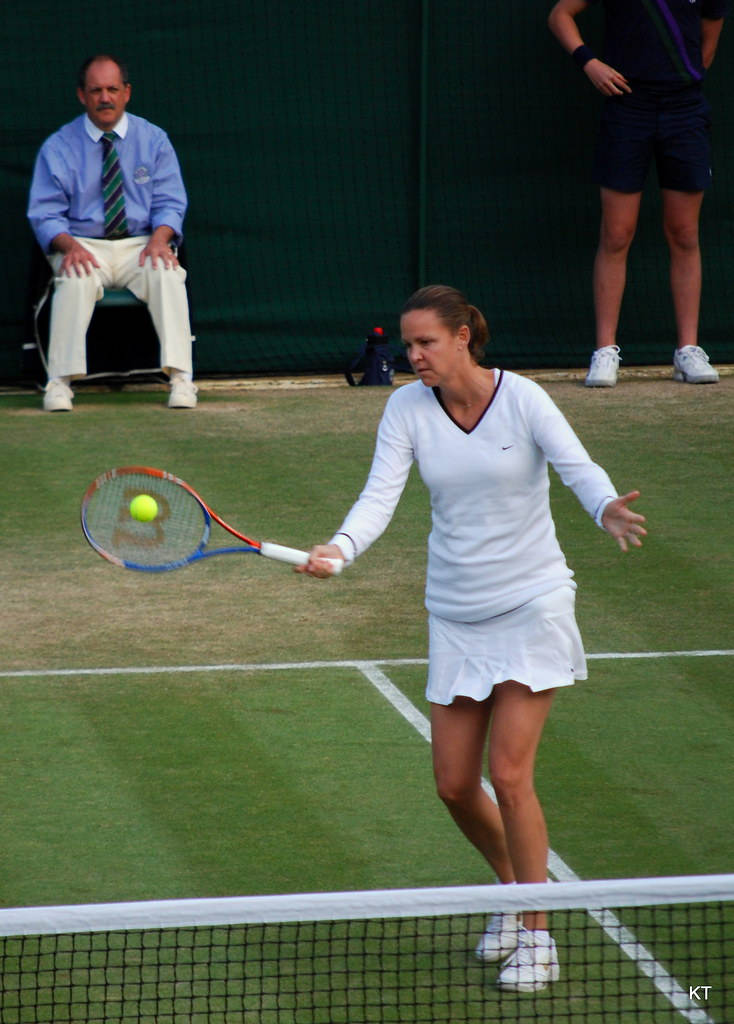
[1,874,732,1023]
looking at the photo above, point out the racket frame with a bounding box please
[81,466,342,574]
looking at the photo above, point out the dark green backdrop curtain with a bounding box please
[1,1,732,378]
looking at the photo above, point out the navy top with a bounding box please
[590,0,728,94]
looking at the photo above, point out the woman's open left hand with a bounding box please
[602,491,647,552]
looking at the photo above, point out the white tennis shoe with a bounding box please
[584,345,621,388]
[673,345,719,384]
[475,913,521,962]
[496,927,560,993]
[168,379,198,408]
[43,379,74,412]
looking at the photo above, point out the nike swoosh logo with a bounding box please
[501,445,514,451]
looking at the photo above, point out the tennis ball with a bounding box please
[129,494,159,522]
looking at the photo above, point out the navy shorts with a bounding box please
[593,91,712,194]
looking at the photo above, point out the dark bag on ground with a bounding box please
[345,327,394,386]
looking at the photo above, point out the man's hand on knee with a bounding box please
[139,230,179,270]
[53,234,100,277]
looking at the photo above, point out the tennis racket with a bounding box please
[81,466,342,574]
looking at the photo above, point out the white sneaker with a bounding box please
[585,345,621,387]
[43,379,73,412]
[168,380,198,408]
[673,345,719,384]
[475,913,521,962]
[496,927,560,993]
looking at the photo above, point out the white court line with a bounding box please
[0,649,732,679]
[358,661,716,1024]
[586,650,734,660]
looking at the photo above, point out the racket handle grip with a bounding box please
[260,541,344,575]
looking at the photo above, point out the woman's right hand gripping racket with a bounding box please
[81,466,343,575]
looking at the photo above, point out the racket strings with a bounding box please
[84,473,207,567]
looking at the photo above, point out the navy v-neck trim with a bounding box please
[433,369,504,434]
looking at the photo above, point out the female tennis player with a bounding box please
[300,285,646,992]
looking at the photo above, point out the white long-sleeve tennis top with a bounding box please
[332,370,618,622]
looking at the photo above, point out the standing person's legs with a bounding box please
[662,188,718,383]
[587,96,652,387]
[658,96,718,383]
[593,188,642,350]
[661,188,704,350]
[583,188,642,387]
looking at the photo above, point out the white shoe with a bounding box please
[673,345,719,384]
[168,379,198,408]
[585,345,621,387]
[43,379,73,412]
[496,927,560,993]
[475,913,521,962]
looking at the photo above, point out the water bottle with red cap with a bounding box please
[345,327,394,386]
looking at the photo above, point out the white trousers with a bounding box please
[47,235,194,380]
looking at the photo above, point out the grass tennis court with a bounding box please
[1,375,732,912]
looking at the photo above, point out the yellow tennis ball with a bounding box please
[129,494,159,522]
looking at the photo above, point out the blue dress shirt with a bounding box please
[28,112,188,252]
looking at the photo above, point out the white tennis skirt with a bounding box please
[426,585,587,706]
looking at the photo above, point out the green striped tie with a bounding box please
[101,132,129,239]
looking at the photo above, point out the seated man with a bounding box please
[28,54,197,410]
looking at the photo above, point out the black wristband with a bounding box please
[572,44,595,69]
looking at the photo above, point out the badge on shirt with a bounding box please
[133,166,151,184]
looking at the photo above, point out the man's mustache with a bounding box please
[96,102,115,110]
